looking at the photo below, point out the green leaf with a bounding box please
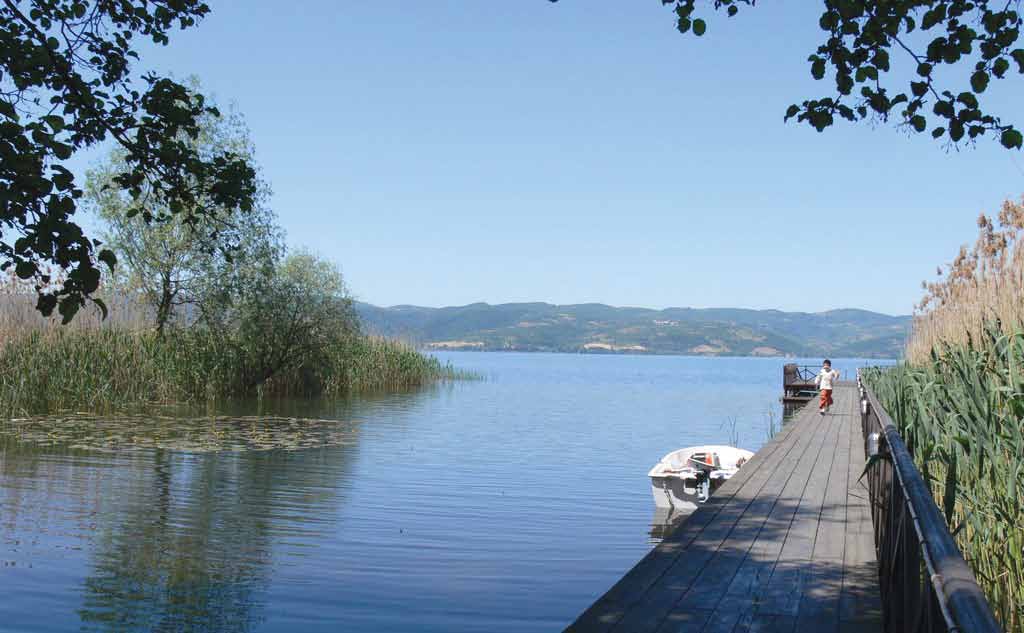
[43,115,64,132]
[0,100,17,120]
[811,58,826,80]
[931,126,945,139]
[910,115,926,132]
[950,120,965,142]
[1000,128,1023,149]
[957,92,978,109]
[52,142,73,160]
[933,100,954,118]
[14,260,34,279]
[58,297,80,325]
[970,70,989,93]
[858,452,890,482]
[692,18,706,37]
[1012,49,1024,72]
[784,104,800,121]
[97,248,117,272]
[93,297,109,320]
[942,449,958,524]
[993,57,1010,78]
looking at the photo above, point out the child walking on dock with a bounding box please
[815,359,840,415]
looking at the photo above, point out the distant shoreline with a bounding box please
[420,346,901,361]
[358,302,909,361]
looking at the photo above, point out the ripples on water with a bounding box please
[0,353,887,632]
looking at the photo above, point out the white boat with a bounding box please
[648,445,755,512]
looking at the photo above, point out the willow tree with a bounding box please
[85,86,280,334]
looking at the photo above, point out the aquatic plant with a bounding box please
[0,327,467,417]
[0,275,469,417]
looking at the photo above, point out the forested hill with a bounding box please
[355,302,911,359]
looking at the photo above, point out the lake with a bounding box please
[0,353,888,632]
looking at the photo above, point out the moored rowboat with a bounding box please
[648,445,754,512]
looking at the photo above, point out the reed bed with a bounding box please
[863,196,1024,632]
[863,337,1024,632]
[0,277,468,417]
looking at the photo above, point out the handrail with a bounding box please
[783,364,818,384]
[856,371,1001,633]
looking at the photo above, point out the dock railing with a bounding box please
[782,363,820,404]
[856,371,1001,633]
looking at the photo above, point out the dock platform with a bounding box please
[566,383,882,633]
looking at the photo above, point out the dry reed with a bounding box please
[908,197,1024,362]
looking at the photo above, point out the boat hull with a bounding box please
[650,475,700,512]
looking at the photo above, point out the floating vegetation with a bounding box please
[0,414,360,453]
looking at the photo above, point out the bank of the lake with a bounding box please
[0,352,889,633]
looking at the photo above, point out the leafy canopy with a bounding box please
[86,85,281,334]
[552,0,1024,150]
[0,0,257,322]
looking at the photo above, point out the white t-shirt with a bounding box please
[815,368,839,390]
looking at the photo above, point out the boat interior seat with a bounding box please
[688,452,721,470]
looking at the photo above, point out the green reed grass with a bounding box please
[863,325,1024,632]
[0,328,471,418]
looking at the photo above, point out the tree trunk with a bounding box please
[155,272,173,335]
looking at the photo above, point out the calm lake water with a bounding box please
[0,353,888,632]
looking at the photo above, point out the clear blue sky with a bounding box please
[81,1,1024,315]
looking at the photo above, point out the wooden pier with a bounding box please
[567,383,882,633]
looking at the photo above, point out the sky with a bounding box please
[73,1,1024,315]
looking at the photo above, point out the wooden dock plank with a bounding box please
[747,392,847,623]
[608,417,823,632]
[566,409,807,633]
[839,390,883,632]
[700,395,838,628]
[792,389,856,632]
[565,384,881,633]
[670,408,834,612]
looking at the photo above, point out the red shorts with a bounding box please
[820,389,834,408]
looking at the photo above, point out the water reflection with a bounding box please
[0,355,887,633]
[0,414,366,632]
[648,507,688,544]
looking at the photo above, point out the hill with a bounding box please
[355,302,910,359]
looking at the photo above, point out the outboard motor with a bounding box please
[694,469,711,503]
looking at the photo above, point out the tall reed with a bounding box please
[864,335,1024,632]
[0,275,468,416]
[907,197,1024,363]
[864,195,1024,632]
